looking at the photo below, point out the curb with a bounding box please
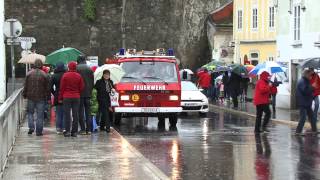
[112,129,170,180]
[209,104,317,128]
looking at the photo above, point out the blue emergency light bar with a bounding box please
[167,48,174,56]
[119,48,125,55]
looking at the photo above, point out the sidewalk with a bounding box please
[3,124,168,180]
[209,100,320,128]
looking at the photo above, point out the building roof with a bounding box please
[209,1,233,27]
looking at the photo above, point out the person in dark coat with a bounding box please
[253,71,271,133]
[77,55,94,135]
[50,62,66,134]
[222,71,230,100]
[95,70,115,133]
[295,69,318,135]
[23,59,50,136]
[240,77,250,102]
[59,61,85,137]
[227,72,241,108]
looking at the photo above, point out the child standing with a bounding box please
[219,81,225,103]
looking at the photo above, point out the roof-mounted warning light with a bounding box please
[119,48,125,55]
[167,48,174,56]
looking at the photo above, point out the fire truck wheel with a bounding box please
[114,113,122,125]
[158,116,165,128]
[169,115,177,127]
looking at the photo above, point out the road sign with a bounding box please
[3,19,22,38]
[21,41,32,50]
[17,37,36,43]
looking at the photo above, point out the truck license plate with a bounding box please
[142,108,159,113]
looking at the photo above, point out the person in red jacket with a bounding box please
[253,71,272,133]
[198,69,211,97]
[310,68,320,126]
[59,61,84,137]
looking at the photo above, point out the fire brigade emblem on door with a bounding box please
[132,94,140,102]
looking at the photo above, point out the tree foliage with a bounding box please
[84,0,96,21]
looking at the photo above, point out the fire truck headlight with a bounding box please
[121,95,130,101]
[169,95,179,101]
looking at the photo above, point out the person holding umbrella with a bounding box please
[295,69,318,135]
[227,72,241,108]
[253,71,272,133]
[95,70,115,133]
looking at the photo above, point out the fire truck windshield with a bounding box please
[120,61,178,83]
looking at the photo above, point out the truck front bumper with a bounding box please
[115,107,182,113]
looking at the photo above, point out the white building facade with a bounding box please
[276,0,320,109]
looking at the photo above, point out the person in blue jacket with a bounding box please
[296,69,318,135]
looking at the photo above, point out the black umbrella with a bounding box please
[301,58,320,69]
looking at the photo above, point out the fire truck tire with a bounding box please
[158,116,165,127]
[169,115,177,127]
[114,113,122,125]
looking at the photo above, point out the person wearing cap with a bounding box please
[23,59,50,136]
[253,71,272,133]
[295,69,318,135]
[59,61,85,137]
[77,55,94,135]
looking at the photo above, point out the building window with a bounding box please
[250,52,259,65]
[294,5,301,41]
[252,8,258,29]
[268,56,274,61]
[237,10,243,30]
[269,6,275,28]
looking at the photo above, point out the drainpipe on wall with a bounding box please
[0,0,6,103]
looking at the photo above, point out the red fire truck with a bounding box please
[113,48,182,127]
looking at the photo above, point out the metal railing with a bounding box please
[0,88,24,178]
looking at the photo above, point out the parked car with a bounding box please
[181,81,209,115]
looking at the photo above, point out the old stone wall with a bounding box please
[5,0,231,76]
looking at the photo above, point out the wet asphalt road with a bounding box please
[115,109,320,180]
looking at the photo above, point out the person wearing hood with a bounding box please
[59,61,84,137]
[295,69,318,135]
[253,71,272,133]
[77,55,94,135]
[23,59,50,136]
[50,62,66,134]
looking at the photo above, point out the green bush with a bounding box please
[84,0,96,21]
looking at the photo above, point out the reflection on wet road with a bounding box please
[116,110,320,180]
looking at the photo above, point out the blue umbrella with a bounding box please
[249,61,285,75]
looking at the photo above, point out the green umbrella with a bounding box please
[230,64,248,76]
[46,47,83,65]
[202,60,226,71]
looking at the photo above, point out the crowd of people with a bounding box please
[23,55,114,137]
[197,68,279,109]
[196,66,319,135]
[24,57,320,136]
